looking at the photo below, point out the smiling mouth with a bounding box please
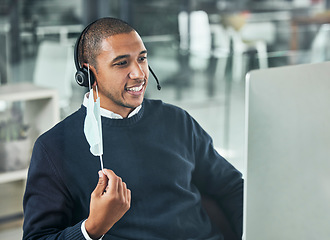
[126,82,145,92]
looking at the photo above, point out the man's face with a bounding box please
[92,31,149,118]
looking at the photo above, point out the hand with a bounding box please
[85,169,131,239]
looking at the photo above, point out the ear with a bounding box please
[82,63,98,87]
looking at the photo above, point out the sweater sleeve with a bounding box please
[191,118,243,238]
[23,138,85,240]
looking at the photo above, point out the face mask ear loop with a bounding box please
[99,155,104,172]
[92,73,103,171]
[87,63,103,171]
[87,63,91,90]
[96,83,103,171]
[95,84,99,99]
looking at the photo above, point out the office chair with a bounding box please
[310,23,330,63]
[178,10,230,74]
[202,194,240,240]
[223,14,275,81]
[33,40,74,117]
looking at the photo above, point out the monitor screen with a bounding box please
[244,61,330,240]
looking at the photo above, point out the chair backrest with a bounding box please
[240,22,276,44]
[33,41,74,110]
[311,24,330,63]
[178,10,213,70]
[178,10,212,55]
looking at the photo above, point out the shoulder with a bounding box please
[143,98,199,130]
[143,98,189,116]
[37,106,85,145]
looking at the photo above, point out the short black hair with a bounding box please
[78,17,135,70]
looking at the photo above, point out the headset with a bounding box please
[74,18,161,90]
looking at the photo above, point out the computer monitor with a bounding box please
[244,62,330,240]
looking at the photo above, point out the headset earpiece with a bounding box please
[75,68,88,87]
[75,66,95,87]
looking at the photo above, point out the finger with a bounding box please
[102,168,117,179]
[102,169,119,194]
[117,177,123,196]
[122,182,127,200]
[127,188,131,206]
[93,170,108,196]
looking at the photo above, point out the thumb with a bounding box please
[93,170,108,196]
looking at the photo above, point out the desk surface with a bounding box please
[0,83,58,102]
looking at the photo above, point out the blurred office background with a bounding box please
[1,0,330,238]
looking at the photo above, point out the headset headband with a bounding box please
[74,19,99,75]
[74,17,161,90]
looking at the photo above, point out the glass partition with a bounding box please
[0,0,330,238]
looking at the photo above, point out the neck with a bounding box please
[99,103,143,120]
[101,105,134,119]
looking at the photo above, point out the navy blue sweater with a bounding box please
[23,99,243,239]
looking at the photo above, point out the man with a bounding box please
[23,17,243,240]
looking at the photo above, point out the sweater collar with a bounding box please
[82,92,142,119]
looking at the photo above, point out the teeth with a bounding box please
[127,83,144,92]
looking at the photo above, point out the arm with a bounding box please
[23,139,80,239]
[192,125,243,238]
[23,139,130,239]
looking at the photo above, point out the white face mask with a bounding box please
[83,64,104,170]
